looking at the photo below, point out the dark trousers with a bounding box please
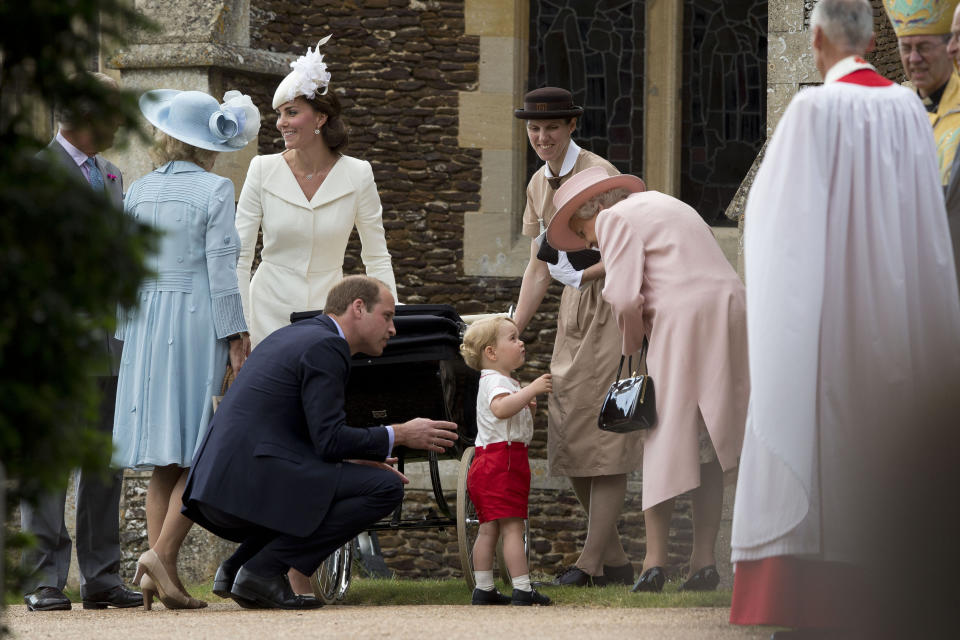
[196,463,402,577]
[20,376,123,596]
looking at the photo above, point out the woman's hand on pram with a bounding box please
[345,458,409,484]
[393,417,458,453]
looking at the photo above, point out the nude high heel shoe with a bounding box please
[136,549,207,610]
[139,575,157,611]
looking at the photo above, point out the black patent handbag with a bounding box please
[598,337,657,433]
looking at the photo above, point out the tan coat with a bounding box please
[523,149,644,477]
[596,192,748,509]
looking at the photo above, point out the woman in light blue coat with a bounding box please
[113,89,259,609]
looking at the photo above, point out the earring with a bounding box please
[314,128,321,135]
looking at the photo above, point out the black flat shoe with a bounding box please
[603,563,635,586]
[24,586,71,611]
[231,567,323,610]
[213,562,259,609]
[511,588,552,606]
[471,587,512,605]
[679,565,720,591]
[553,565,605,586]
[631,566,665,593]
[81,585,143,609]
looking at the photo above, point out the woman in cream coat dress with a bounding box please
[236,38,397,346]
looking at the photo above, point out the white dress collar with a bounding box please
[823,56,876,85]
[544,139,582,178]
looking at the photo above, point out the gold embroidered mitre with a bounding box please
[884,0,960,36]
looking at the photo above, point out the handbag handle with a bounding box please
[615,336,649,381]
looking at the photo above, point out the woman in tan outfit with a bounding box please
[512,88,643,587]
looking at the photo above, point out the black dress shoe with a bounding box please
[213,563,259,609]
[553,565,606,586]
[471,587,512,605]
[24,586,71,611]
[602,563,635,585]
[511,588,552,606]
[82,585,143,609]
[230,567,323,610]
[678,565,720,592]
[631,566,665,593]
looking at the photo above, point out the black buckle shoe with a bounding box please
[632,566,665,593]
[553,565,605,586]
[81,585,143,609]
[471,587,512,605]
[678,565,720,592]
[602,563,635,586]
[213,563,260,609]
[24,586,71,611]
[511,588,552,606]
[231,567,323,610]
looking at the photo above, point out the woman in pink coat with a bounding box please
[546,167,748,592]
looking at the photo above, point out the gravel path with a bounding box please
[5,603,771,639]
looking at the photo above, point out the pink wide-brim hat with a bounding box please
[546,166,645,251]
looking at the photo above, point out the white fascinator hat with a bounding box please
[140,89,261,152]
[273,35,333,109]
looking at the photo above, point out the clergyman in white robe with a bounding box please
[730,54,960,632]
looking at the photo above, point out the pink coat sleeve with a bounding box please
[596,210,646,355]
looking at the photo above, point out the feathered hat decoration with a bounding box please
[272,35,333,109]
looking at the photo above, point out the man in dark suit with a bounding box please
[182,275,458,609]
[21,71,142,611]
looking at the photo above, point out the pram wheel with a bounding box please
[310,541,352,604]
[457,446,481,590]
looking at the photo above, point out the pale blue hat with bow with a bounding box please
[139,89,260,152]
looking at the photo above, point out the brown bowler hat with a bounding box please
[514,87,584,119]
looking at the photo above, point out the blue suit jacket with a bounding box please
[182,314,391,539]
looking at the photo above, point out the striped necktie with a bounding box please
[85,157,104,191]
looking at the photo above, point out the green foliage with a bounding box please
[0,4,157,504]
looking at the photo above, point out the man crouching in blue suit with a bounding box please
[178,275,457,609]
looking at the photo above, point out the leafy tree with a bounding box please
[0,0,157,592]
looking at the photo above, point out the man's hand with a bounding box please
[392,418,458,452]
[345,458,409,484]
[547,251,583,289]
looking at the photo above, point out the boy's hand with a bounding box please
[529,373,552,395]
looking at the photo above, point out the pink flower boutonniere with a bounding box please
[107,173,118,181]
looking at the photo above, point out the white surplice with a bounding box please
[732,60,960,566]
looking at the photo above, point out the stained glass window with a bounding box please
[681,1,767,226]
[527,0,645,179]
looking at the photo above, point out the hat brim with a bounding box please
[514,106,584,120]
[546,174,646,251]
[139,90,249,153]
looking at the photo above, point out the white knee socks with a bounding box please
[511,574,532,592]
[475,570,495,591]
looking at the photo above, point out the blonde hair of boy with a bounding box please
[459,316,516,371]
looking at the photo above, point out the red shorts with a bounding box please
[467,442,530,523]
